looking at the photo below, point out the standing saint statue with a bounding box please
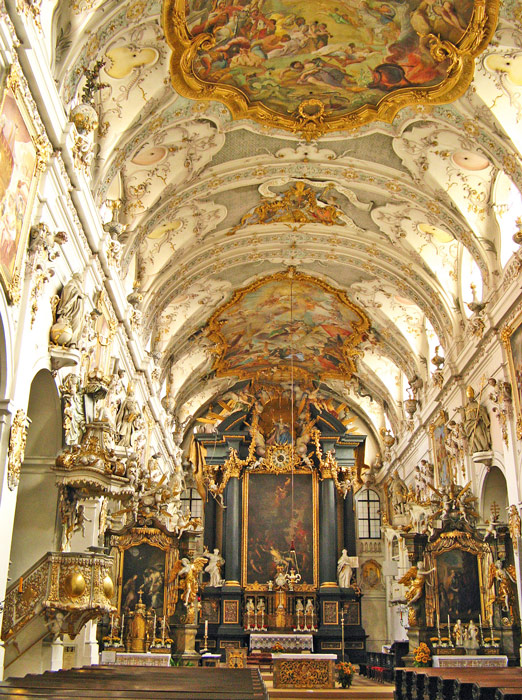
[54,271,87,347]
[460,386,491,453]
[203,548,225,587]
[116,382,140,447]
[337,549,358,588]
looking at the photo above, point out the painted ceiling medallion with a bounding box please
[206,268,370,382]
[451,150,489,170]
[164,0,498,136]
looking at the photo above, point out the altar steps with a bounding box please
[262,672,394,699]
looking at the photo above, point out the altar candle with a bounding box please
[153,611,157,638]
[205,619,208,636]
[121,614,125,635]
[479,613,482,627]
[162,616,166,645]
[110,614,114,637]
[18,577,23,593]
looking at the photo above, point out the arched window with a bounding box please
[357,489,381,539]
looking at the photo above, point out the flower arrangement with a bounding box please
[336,661,356,688]
[271,642,284,652]
[412,642,431,667]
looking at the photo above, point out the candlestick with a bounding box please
[205,619,208,636]
[120,614,125,639]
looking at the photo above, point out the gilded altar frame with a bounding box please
[501,310,522,440]
[242,469,319,590]
[109,527,179,618]
[424,531,492,627]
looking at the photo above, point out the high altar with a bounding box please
[193,392,367,661]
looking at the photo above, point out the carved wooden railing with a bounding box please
[1,550,115,643]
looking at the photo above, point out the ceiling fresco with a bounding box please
[206,269,369,381]
[46,0,522,448]
[165,0,498,133]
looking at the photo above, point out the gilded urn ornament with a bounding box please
[164,0,499,135]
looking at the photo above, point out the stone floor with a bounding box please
[263,672,395,699]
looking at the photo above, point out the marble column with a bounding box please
[319,476,337,587]
[343,491,357,556]
[223,476,241,586]
[203,495,216,553]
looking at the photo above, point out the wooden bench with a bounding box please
[395,667,522,700]
[495,688,522,700]
[0,666,268,699]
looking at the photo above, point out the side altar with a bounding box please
[191,388,367,662]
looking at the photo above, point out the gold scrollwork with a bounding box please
[7,409,28,491]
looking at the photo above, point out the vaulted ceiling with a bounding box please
[44,0,522,448]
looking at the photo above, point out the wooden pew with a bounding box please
[494,688,522,700]
[396,666,522,700]
[472,678,522,700]
[0,666,268,699]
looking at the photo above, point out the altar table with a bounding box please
[250,633,313,653]
[433,654,508,667]
[272,653,337,689]
[100,651,171,666]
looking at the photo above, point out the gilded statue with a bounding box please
[488,559,518,621]
[398,561,435,626]
[508,505,521,555]
[171,556,207,608]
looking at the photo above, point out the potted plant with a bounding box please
[336,660,356,688]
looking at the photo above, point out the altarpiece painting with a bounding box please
[242,471,318,587]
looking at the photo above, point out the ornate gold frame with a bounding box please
[424,530,492,628]
[109,527,179,617]
[205,268,369,383]
[163,0,498,137]
[242,469,319,589]
[0,64,50,303]
[501,311,522,440]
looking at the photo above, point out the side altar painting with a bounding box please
[243,472,317,587]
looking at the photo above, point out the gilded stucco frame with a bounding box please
[423,531,492,628]
[501,311,522,440]
[163,0,499,137]
[242,469,319,590]
[0,63,50,303]
[109,527,179,618]
[205,268,370,383]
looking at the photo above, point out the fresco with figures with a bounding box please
[208,272,369,380]
[184,0,474,117]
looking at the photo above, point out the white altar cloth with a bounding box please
[250,633,313,652]
[100,651,171,667]
[432,654,508,667]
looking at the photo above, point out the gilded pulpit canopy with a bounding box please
[164,0,498,136]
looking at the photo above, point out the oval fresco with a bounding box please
[164,0,499,134]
